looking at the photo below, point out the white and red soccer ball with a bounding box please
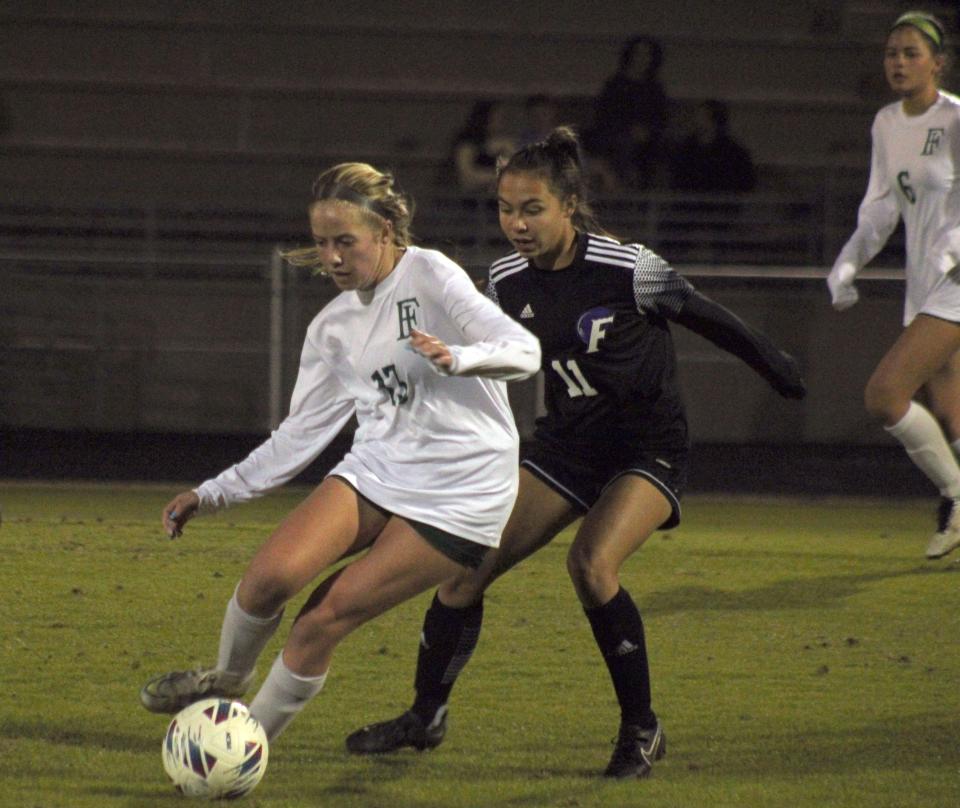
[161,698,269,799]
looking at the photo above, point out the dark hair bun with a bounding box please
[544,126,582,166]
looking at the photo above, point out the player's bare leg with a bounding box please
[345,468,579,754]
[441,468,580,606]
[924,347,960,440]
[250,516,465,739]
[567,475,671,778]
[141,477,387,713]
[867,316,960,558]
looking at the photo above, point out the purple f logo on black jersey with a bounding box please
[577,307,615,354]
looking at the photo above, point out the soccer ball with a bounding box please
[161,698,269,799]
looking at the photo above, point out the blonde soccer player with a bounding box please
[139,162,540,745]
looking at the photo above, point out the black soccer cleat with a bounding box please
[604,720,666,779]
[345,708,448,755]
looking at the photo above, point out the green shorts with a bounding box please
[330,475,490,569]
[404,518,490,569]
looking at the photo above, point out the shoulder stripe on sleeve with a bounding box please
[490,252,527,282]
[588,243,636,259]
[587,233,621,246]
[587,245,637,260]
[585,235,639,268]
[585,249,636,269]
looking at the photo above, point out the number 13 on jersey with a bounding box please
[552,358,598,398]
[371,364,409,405]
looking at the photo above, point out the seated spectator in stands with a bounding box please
[583,35,671,190]
[518,94,560,147]
[441,100,517,193]
[669,100,757,193]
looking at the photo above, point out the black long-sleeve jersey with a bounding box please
[488,233,692,457]
[487,232,804,459]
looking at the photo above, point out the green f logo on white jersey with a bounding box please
[397,298,420,339]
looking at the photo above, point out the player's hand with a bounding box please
[770,351,807,400]
[162,490,200,539]
[827,262,859,311]
[409,328,454,371]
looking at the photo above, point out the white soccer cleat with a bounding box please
[140,666,254,714]
[926,497,960,559]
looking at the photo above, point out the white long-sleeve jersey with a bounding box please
[195,246,541,546]
[832,91,960,324]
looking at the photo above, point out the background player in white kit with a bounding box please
[828,11,960,559]
[138,162,540,743]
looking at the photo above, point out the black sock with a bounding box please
[410,592,484,725]
[584,586,656,729]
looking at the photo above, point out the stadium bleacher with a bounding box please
[5,0,956,258]
[0,0,955,448]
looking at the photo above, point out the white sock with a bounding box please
[216,585,284,678]
[249,652,327,741]
[885,401,960,498]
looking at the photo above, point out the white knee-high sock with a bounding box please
[886,401,960,498]
[249,652,327,741]
[216,585,284,678]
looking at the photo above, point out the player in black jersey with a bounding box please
[345,127,805,778]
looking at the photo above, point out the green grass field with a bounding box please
[1,481,957,808]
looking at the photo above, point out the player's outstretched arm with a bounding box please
[162,490,200,539]
[417,266,540,380]
[673,291,806,400]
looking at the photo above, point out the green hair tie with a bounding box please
[892,12,944,50]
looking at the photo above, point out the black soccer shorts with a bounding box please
[520,439,687,529]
